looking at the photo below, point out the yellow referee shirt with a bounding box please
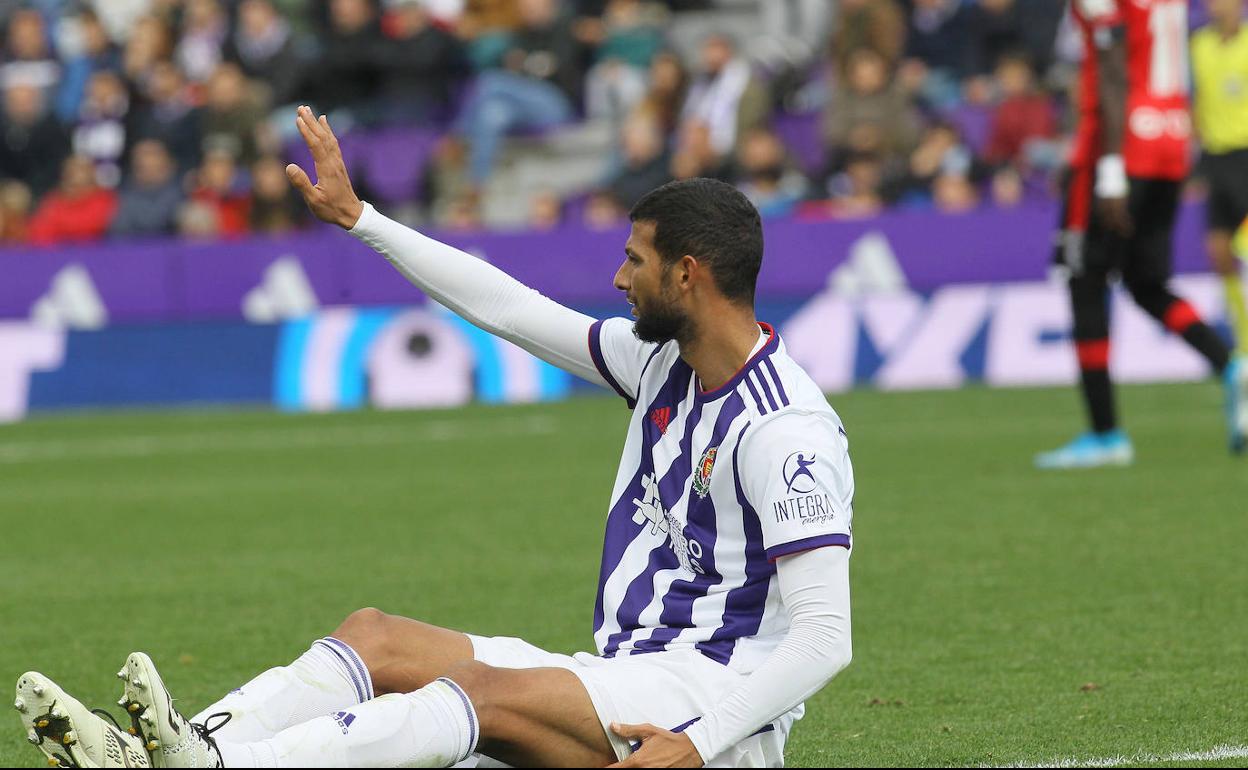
[1192,23,1248,154]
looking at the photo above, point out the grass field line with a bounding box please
[0,415,556,464]
[987,743,1248,767]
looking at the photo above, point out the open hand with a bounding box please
[606,722,703,768]
[285,105,364,230]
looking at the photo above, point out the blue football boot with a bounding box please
[1226,356,1247,455]
[1035,430,1134,469]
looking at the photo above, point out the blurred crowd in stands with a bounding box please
[0,0,1098,245]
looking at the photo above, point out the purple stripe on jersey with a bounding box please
[696,637,739,665]
[632,392,748,654]
[602,531,684,655]
[762,358,789,406]
[593,359,694,637]
[603,385,707,655]
[588,319,636,408]
[752,370,780,412]
[742,375,768,414]
[695,424,775,666]
[637,345,664,384]
[765,533,851,562]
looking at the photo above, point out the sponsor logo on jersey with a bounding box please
[692,447,717,498]
[632,472,706,574]
[776,451,835,525]
[782,451,818,494]
[773,493,836,527]
[1129,106,1190,140]
[650,406,671,435]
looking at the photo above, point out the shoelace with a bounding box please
[90,708,124,731]
[191,712,232,768]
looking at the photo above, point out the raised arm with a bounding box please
[284,106,608,387]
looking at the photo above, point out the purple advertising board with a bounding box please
[0,204,1234,424]
[0,203,1215,323]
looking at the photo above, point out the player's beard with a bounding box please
[633,282,695,345]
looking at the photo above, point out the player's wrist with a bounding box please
[341,200,365,230]
[1095,154,1128,198]
[681,721,717,764]
[346,200,373,234]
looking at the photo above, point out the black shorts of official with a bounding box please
[1200,148,1248,231]
[1053,167,1180,285]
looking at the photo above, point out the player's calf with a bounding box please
[330,607,475,694]
[438,660,617,768]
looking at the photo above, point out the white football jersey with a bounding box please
[588,319,854,674]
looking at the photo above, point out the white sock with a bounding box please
[192,638,374,743]
[217,678,479,768]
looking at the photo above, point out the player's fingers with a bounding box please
[285,163,315,197]
[318,114,348,166]
[319,114,338,144]
[303,106,331,143]
[299,107,332,158]
[609,722,655,740]
[295,112,323,157]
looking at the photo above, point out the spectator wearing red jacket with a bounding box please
[186,146,251,237]
[984,52,1055,168]
[28,155,118,246]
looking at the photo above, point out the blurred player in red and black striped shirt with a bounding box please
[1039,0,1247,468]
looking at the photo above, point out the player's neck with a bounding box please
[678,305,764,393]
[1216,16,1240,40]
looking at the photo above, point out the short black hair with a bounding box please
[629,178,763,304]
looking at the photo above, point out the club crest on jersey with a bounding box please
[693,447,717,498]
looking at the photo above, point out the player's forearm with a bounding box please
[1097,34,1128,155]
[349,202,607,386]
[1094,36,1129,198]
[683,547,852,763]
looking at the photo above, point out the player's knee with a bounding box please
[335,606,387,637]
[333,607,394,665]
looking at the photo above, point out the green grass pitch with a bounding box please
[1,383,1245,768]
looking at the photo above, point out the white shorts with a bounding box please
[465,634,799,768]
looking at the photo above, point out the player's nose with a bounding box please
[612,262,630,293]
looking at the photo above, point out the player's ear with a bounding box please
[677,254,699,291]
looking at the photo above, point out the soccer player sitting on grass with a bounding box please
[13,106,854,769]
